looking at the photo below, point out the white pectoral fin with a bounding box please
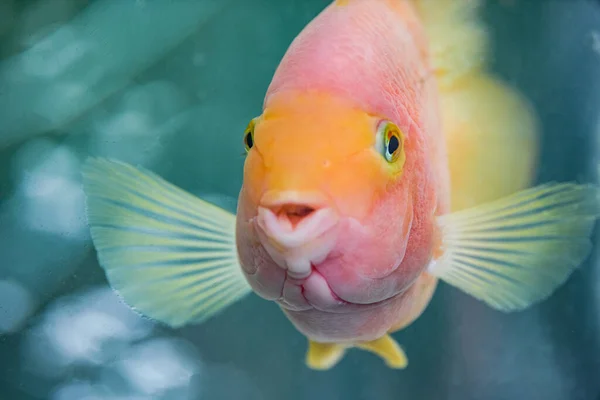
[430,182,600,312]
[81,158,252,328]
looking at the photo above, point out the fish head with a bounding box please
[236,90,427,313]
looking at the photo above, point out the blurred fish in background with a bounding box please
[0,1,600,400]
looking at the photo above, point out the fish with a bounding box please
[81,0,600,370]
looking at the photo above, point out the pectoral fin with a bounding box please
[81,158,252,328]
[430,182,600,312]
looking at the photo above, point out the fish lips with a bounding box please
[255,206,341,280]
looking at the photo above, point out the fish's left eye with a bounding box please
[244,118,257,152]
[375,121,404,164]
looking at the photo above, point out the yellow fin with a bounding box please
[441,73,539,212]
[306,335,408,370]
[431,182,600,312]
[412,0,488,88]
[306,341,347,370]
[355,334,408,369]
[81,158,251,328]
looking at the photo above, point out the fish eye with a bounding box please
[375,121,404,163]
[244,118,257,152]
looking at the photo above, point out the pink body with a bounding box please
[236,0,450,342]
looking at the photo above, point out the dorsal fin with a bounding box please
[411,0,488,88]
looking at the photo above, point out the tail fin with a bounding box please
[414,0,540,212]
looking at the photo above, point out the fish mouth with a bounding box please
[254,199,341,280]
[276,266,399,314]
[256,206,338,250]
[252,191,403,312]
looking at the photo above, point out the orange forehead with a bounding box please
[242,90,395,218]
[254,90,376,164]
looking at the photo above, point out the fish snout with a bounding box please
[255,191,340,278]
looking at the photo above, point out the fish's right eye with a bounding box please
[244,130,253,151]
[375,121,404,162]
[244,118,257,152]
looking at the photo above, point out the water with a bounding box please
[0,1,599,399]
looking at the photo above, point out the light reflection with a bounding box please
[95,111,153,139]
[20,26,89,79]
[36,81,91,124]
[0,0,228,146]
[22,286,203,399]
[88,81,190,167]
[24,286,154,376]
[0,139,90,309]
[13,140,87,238]
[114,338,201,396]
[0,280,35,333]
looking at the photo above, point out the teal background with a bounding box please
[0,1,599,399]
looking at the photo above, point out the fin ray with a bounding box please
[430,182,600,311]
[82,157,251,327]
[85,164,233,234]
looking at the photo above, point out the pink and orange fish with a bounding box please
[82,0,599,369]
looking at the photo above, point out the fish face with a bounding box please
[235,90,429,313]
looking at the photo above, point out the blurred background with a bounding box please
[0,0,599,399]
